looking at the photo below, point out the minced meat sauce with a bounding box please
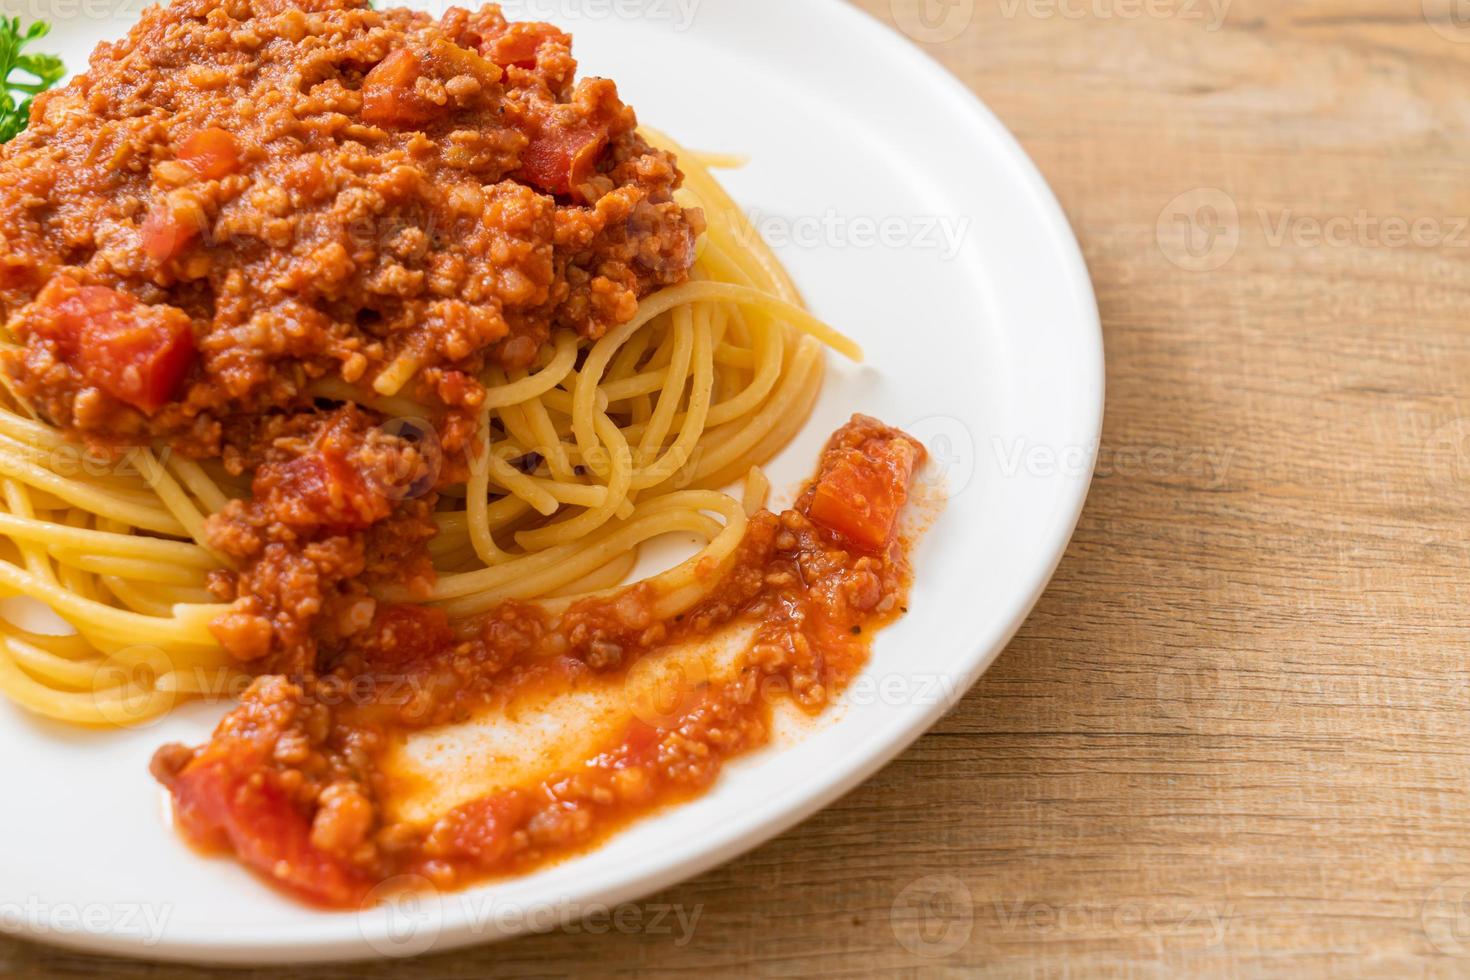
[0,0,701,668]
[150,416,927,907]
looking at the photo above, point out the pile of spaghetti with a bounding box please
[0,0,856,728]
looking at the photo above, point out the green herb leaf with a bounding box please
[0,17,65,144]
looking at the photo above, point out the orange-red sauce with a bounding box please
[151,416,928,908]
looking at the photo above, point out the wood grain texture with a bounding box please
[6,0,1470,975]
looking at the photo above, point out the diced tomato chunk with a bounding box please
[178,127,241,180]
[255,447,391,534]
[141,205,200,263]
[360,49,438,128]
[482,22,567,69]
[164,744,373,909]
[519,121,609,199]
[29,277,195,414]
[806,417,925,552]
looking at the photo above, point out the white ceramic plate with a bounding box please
[0,0,1102,963]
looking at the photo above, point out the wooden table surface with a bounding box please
[7,0,1470,976]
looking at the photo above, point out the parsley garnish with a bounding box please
[1,18,64,143]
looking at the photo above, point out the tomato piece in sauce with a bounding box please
[162,744,373,909]
[254,447,391,534]
[29,277,195,414]
[807,418,926,552]
[519,121,608,199]
[178,127,241,180]
[482,22,568,69]
[360,49,439,128]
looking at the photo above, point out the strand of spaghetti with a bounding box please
[54,552,206,587]
[537,492,750,622]
[695,343,826,492]
[0,515,215,566]
[479,331,579,409]
[490,397,565,487]
[657,281,861,364]
[636,305,695,466]
[102,576,215,616]
[714,343,755,369]
[437,506,724,616]
[649,336,824,496]
[167,456,232,513]
[690,149,748,170]
[0,430,154,497]
[607,322,656,384]
[619,312,782,452]
[0,445,185,536]
[132,448,216,552]
[0,556,221,644]
[414,489,734,603]
[633,312,713,491]
[466,415,513,566]
[569,318,652,478]
[743,466,771,516]
[546,550,639,599]
[516,412,633,551]
[0,638,173,725]
[0,404,69,450]
[517,388,575,481]
[2,480,57,584]
[373,352,422,397]
[2,634,100,688]
[642,312,679,372]
[57,556,101,604]
[0,433,149,498]
[484,449,559,517]
[8,628,95,660]
[433,497,528,539]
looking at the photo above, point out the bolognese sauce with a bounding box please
[151,416,927,907]
[0,0,700,667]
